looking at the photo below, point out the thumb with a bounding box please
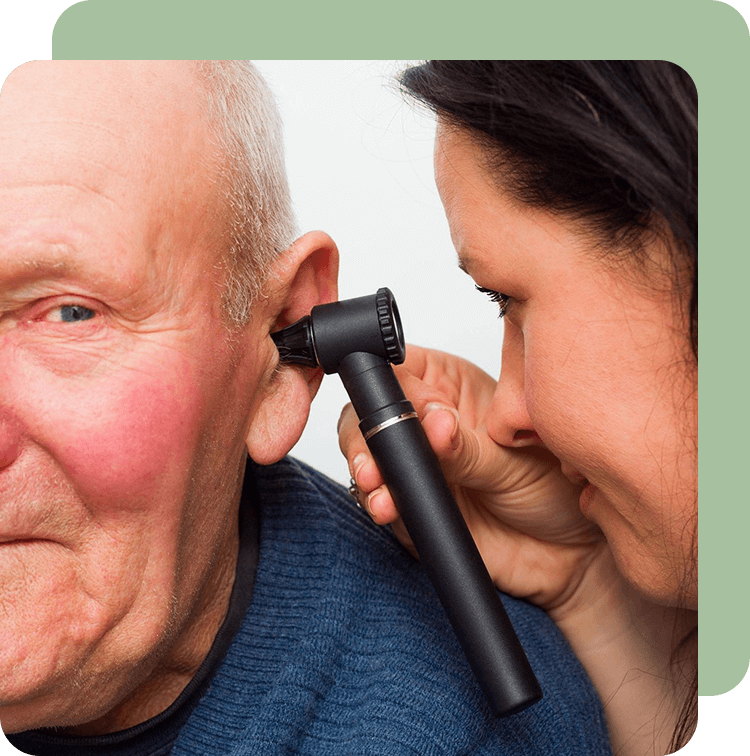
[421,403,504,492]
[421,403,462,455]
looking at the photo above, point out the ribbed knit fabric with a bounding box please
[170,456,612,755]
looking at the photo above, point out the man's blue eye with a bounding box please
[60,305,96,323]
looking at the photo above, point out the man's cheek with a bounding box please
[35,363,205,511]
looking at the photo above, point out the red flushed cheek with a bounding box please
[21,355,207,516]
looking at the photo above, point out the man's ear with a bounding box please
[244,230,339,465]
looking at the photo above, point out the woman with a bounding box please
[338,61,697,755]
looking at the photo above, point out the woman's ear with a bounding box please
[244,231,339,465]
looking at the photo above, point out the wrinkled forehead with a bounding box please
[4,61,215,141]
[1,60,212,174]
[0,61,225,287]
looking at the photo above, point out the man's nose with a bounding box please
[0,413,22,471]
[485,322,540,447]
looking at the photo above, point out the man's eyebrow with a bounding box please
[0,252,86,290]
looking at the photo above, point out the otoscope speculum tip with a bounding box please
[271,315,318,367]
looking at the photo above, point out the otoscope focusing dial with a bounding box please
[375,288,404,365]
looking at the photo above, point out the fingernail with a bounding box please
[366,488,382,519]
[352,453,368,480]
[424,403,460,448]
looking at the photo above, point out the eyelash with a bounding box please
[475,285,511,318]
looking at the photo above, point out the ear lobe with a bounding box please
[245,230,339,464]
[244,365,317,465]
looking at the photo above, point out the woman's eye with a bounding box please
[48,304,98,323]
[475,285,511,318]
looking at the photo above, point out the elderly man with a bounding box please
[1,61,611,755]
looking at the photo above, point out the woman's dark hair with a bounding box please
[400,60,697,359]
[400,60,698,751]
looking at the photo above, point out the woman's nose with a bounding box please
[486,322,540,447]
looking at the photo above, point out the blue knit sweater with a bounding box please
[7,457,612,755]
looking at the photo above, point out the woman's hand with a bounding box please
[338,344,608,615]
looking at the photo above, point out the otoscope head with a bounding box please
[271,287,406,374]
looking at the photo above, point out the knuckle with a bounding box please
[336,402,353,434]
[336,402,356,436]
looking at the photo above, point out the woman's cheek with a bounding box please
[523,339,594,464]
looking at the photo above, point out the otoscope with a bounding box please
[271,288,542,717]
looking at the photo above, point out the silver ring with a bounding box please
[362,411,419,442]
[348,477,363,509]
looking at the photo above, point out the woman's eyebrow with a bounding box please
[456,255,474,275]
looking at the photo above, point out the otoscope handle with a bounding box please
[338,352,542,717]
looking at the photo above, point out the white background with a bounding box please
[253,60,502,486]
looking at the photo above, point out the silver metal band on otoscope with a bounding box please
[362,411,419,441]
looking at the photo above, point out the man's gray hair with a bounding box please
[195,61,298,326]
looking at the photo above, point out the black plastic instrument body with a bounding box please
[272,289,543,716]
[338,350,542,716]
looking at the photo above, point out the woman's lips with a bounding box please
[559,463,597,516]
[578,482,596,516]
